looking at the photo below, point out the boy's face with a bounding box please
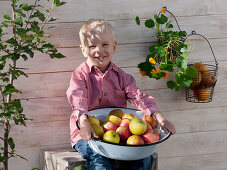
[80,28,117,72]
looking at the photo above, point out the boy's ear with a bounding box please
[113,41,117,53]
[80,45,87,57]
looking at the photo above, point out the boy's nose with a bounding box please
[95,46,104,54]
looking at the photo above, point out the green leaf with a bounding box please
[3,77,9,82]
[138,61,155,77]
[74,165,82,170]
[11,53,20,61]
[176,73,193,88]
[13,69,28,78]
[16,28,29,39]
[135,16,140,25]
[145,19,155,28]
[6,38,18,45]
[21,54,28,61]
[160,14,168,24]
[167,80,175,89]
[48,17,57,22]
[174,83,181,91]
[166,22,173,29]
[0,154,5,162]
[32,10,45,22]
[0,61,6,70]
[50,53,66,59]
[176,56,188,70]
[20,3,33,11]
[2,84,22,96]
[14,17,23,27]
[152,71,165,79]
[156,46,165,57]
[8,137,15,150]
[159,63,174,72]
[54,0,67,7]
[186,66,197,78]
[3,14,11,20]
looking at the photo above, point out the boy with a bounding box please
[66,18,176,170]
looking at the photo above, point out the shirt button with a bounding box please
[100,105,104,108]
[104,92,107,96]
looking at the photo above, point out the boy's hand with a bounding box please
[78,114,99,141]
[152,112,176,135]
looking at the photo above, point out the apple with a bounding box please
[126,135,145,145]
[103,130,120,144]
[122,113,136,120]
[119,118,131,128]
[105,115,121,126]
[129,118,147,135]
[201,71,216,88]
[116,126,131,141]
[102,121,117,132]
[109,109,124,119]
[146,123,152,130]
[88,116,100,125]
[142,129,160,144]
[141,115,157,128]
[90,124,104,138]
[194,88,210,101]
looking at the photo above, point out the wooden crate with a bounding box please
[40,147,158,170]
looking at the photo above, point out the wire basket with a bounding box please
[184,31,218,103]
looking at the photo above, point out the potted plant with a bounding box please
[135,8,197,91]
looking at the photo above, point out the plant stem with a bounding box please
[3,119,9,170]
[3,1,17,169]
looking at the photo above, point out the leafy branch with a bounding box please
[0,0,66,169]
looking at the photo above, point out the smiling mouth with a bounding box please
[95,56,107,62]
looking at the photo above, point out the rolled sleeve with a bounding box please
[66,71,88,121]
[124,74,160,115]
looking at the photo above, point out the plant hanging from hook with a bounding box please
[135,7,197,91]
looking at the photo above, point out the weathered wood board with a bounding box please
[0,0,227,169]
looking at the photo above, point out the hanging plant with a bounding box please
[136,8,197,91]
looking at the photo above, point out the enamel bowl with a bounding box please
[88,107,171,160]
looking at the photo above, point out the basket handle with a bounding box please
[183,31,218,66]
[158,7,182,32]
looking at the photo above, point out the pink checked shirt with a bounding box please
[66,60,160,146]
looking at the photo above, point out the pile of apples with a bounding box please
[88,109,160,145]
[190,63,217,101]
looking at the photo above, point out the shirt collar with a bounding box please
[85,59,119,73]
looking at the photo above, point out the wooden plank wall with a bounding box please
[0,0,227,169]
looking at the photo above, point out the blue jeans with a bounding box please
[74,139,154,170]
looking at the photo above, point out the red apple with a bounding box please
[102,121,117,132]
[122,113,136,120]
[119,118,131,128]
[141,115,157,128]
[126,135,145,145]
[142,129,160,144]
[116,126,131,141]
[105,115,121,126]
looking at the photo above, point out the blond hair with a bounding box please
[79,18,115,46]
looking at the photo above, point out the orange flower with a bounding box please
[162,72,170,79]
[151,68,160,74]
[156,68,161,72]
[151,69,156,74]
[164,47,168,51]
[162,8,166,13]
[139,69,146,76]
[149,57,156,65]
